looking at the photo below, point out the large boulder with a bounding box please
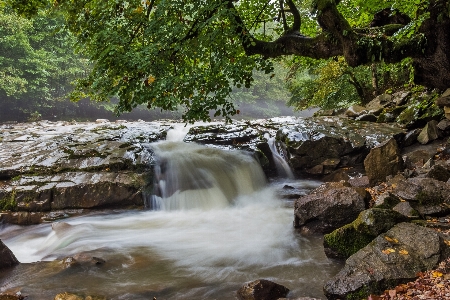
[0,240,19,269]
[391,177,450,216]
[277,117,404,175]
[323,208,408,259]
[324,222,450,299]
[364,138,404,185]
[237,279,289,300]
[294,182,367,234]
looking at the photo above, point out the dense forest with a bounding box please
[1,0,449,122]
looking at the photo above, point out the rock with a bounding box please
[402,128,422,147]
[426,164,450,182]
[417,120,440,144]
[355,114,377,122]
[392,201,419,218]
[364,138,404,185]
[348,176,370,188]
[437,119,450,131]
[278,117,404,174]
[345,105,367,118]
[392,177,450,216]
[324,208,408,259]
[324,222,450,300]
[402,149,434,169]
[237,279,289,300]
[392,91,411,106]
[365,94,393,114]
[0,240,19,270]
[435,88,450,107]
[54,293,83,300]
[373,192,401,209]
[0,292,24,300]
[294,182,367,234]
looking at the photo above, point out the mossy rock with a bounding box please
[323,208,408,259]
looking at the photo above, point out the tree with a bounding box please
[0,5,89,121]
[7,0,450,122]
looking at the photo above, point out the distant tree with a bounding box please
[0,6,89,120]
[6,0,450,122]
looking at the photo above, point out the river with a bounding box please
[0,124,342,299]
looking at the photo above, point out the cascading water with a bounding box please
[0,124,343,300]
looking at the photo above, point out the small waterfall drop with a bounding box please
[149,142,266,210]
[267,135,294,179]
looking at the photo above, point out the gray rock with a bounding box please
[237,279,289,300]
[437,119,450,131]
[364,138,404,185]
[402,128,422,147]
[323,208,408,259]
[294,182,367,234]
[0,240,19,269]
[356,114,377,122]
[278,117,404,174]
[324,222,450,299]
[345,105,367,118]
[426,164,450,182]
[417,120,440,144]
[392,177,450,216]
[392,91,411,106]
[392,201,419,218]
[365,94,393,114]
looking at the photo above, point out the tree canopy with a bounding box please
[6,0,450,122]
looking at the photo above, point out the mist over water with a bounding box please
[0,125,342,299]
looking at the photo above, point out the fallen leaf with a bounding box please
[432,271,443,277]
[399,249,409,255]
[382,248,396,255]
[389,289,396,298]
[384,236,399,243]
[444,240,450,246]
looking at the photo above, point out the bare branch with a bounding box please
[285,0,301,32]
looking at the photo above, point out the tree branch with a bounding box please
[285,0,301,32]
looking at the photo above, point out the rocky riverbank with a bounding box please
[1,87,450,299]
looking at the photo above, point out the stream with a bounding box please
[0,125,343,300]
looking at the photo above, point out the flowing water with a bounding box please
[0,125,343,299]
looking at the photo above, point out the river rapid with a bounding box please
[0,124,343,299]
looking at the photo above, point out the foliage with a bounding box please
[4,0,448,121]
[286,57,412,110]
[0,6,89,121]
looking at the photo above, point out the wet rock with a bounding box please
[323,209,408,259]
[392,91,411,106]
[324,222,450,299]
[294,182,367,234]
[237,279,289,300]
[0,292,25,300]
[0,211,44,225]
[392,177,450,216]
[365,94,393,115]
[426,164,450,182]
[54,293,83,300]
[345,105,367,118]
[364,138,404,185]
[0,121,165,179]
[417,120,440,144]
[278,117,404,174]
[402,128,422,147]
[355,114,377,122]
[0,240,19,269]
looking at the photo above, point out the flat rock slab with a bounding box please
[0,120,169,178]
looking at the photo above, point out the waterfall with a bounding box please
[267,136,294,179]
[148,141,267,210]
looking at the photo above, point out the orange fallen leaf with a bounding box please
[444,240,450,246]
[382,248,396,255]
[384,236,399,244]
[432,271,443,277]
[399,249,409,255]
